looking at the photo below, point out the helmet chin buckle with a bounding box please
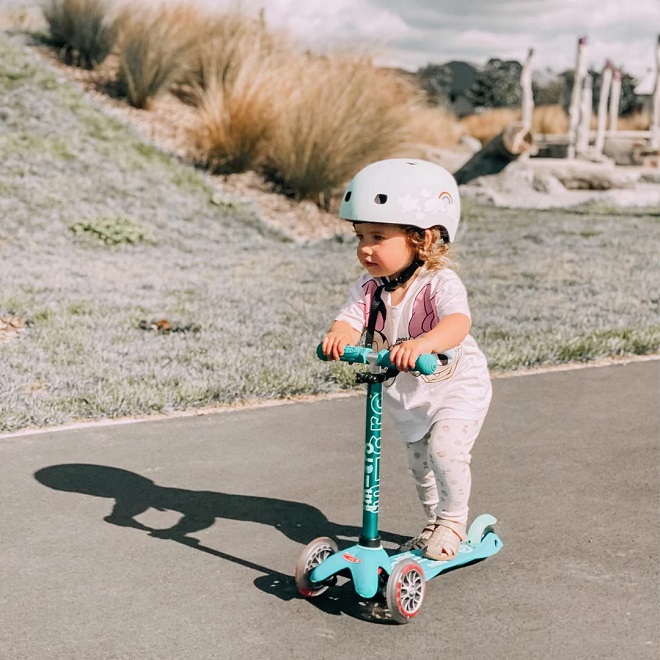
[382,258,423,292]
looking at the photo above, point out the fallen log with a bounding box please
[453,122,534,185]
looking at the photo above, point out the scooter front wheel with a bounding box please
[294,537,338,597]
[386,559,426,623]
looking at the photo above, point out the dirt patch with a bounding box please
[0,315,29,343]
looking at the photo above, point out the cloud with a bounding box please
[180,0,659,77]
[379,0,659,76]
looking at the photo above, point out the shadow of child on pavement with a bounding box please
[34,463,407,603]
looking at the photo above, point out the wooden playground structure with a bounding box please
[531,34,660,166]
[455,34,660,186]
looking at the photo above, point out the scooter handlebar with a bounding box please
[316,344,454,376]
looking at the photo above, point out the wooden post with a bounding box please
[649,35,660,152]
[595,61,613,154]
[576,74,593,155]
[567,36,588,159]
[521,48,534,131]
[608,68,621,132]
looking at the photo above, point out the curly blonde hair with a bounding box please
[402,225,452,271]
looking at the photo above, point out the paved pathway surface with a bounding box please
[1,360,658,659]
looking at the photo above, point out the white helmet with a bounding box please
[339,158,461,242]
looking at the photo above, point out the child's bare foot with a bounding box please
[423,520,466,561]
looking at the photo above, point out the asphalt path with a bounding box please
[1,360,658,660]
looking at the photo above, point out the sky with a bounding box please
[3,0,657,82]
[204,0,660,82]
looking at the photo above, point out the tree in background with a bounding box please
[532,70,565,106]
[418,58,643,117]
[557,68,639,115]
[466,58,522,109]
[417,63,454,106]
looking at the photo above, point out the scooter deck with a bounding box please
[308,514,502,599]
[394,529,503,581]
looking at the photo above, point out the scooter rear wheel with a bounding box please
[294,537,338,597]
[386,559,426,623]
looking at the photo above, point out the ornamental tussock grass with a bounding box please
[115,2,200,109]
[265,56,413,205]
[183,10,285,97]
[189,14,290,174]
[193,61,280,174]
[42,0,118,69]
[38,2,461,200]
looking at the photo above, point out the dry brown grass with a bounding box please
[618,111,651,130]
[193,50,284,174]
[265,55,415,204]
[461,105,574,143]
[37,3,462,202]
[115,3,201,109]
[42,0,117,69]
[460,104,651,144]
[404,104,463,149]
[186,11,294,174]
[183,11,286,96]
[460,108,519,145]
[532,104,569,134]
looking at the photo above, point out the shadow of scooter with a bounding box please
[34,463,407,603]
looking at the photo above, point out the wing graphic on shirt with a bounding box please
[408,283,439,338]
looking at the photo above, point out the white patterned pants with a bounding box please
[404,418,485,527]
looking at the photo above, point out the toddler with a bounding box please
[322,158,492,561]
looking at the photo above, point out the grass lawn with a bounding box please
[1,32,658,433]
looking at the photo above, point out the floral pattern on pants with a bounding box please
[404,417,485,527]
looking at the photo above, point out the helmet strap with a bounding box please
[382,257,423,292]
[364,258,423,351]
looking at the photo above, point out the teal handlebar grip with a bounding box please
[376,349,437,375]
[316,344,443,376]
[316,344,371,364]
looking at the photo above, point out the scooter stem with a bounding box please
[360,380,382,547]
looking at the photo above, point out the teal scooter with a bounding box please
[294,345,503,623]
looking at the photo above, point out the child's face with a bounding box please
[354,222,415,279]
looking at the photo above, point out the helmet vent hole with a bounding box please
[344,191,352,202]
[374,194,388,205]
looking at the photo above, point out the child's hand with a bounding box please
[322,331,351,361]
[388,338,429,372]
[322,322,358,361]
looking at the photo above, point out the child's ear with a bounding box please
[424,229,433,250]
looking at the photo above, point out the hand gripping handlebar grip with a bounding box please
[316,344,441,376]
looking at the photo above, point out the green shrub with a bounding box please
[42,0,117,69]
[69,216,155,245]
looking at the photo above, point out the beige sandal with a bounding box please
[397,520,440,552]
[424,519,466,561]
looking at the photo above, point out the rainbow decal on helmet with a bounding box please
[439,191,454,206]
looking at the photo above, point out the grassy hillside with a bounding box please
[1,32,659,433]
